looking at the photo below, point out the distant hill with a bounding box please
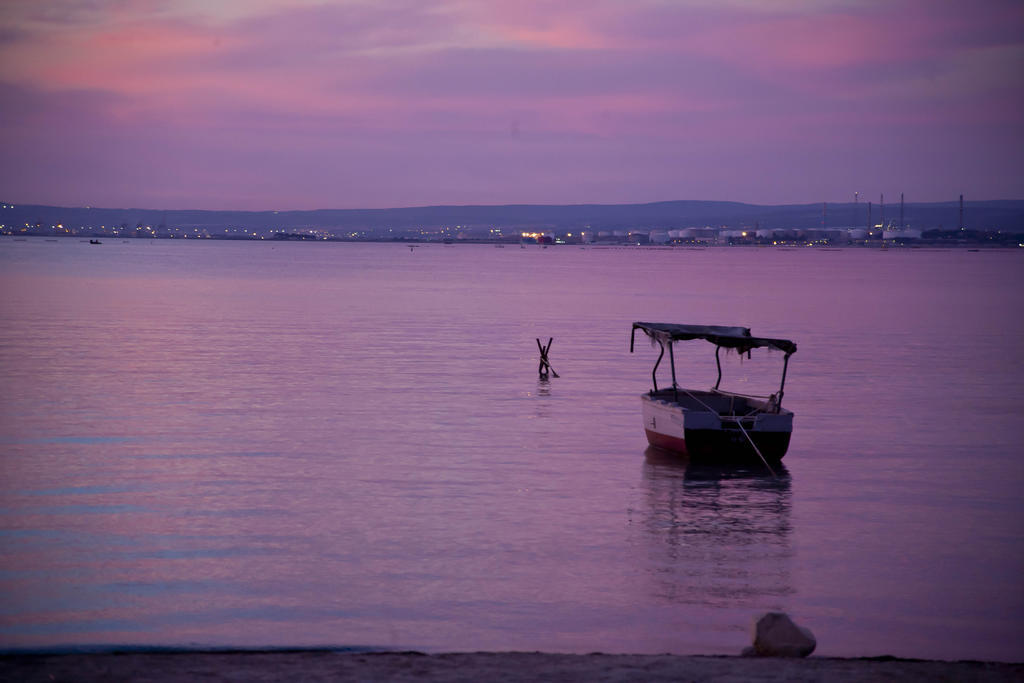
[3,199,1023,234]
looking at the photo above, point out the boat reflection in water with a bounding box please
[637,447,793,612]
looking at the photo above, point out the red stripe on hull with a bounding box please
[644,429,689,456]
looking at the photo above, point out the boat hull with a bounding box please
[641,394,792,462]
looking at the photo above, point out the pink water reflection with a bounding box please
[1,241,1022,660]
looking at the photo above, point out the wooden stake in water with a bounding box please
[537,337,559,379]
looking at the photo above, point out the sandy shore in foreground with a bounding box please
[2,651,1022,682]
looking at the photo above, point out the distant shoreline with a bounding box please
[3,650,1021,682]
[2,234,1021,249]
[3,198,1023,244]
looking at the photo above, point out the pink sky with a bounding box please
[0,0,1021,210]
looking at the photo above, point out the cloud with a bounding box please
[0,0,1021,207]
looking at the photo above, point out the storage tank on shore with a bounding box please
[883,228,922,240]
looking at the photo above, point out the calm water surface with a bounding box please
[1,239,1022,661]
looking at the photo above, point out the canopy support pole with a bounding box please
[651,340,664,393]
[714,345,723,390]
[777,353,791,407]
[668,341,678,402]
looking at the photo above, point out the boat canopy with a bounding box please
[631,322,797,356]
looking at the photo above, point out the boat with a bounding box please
[630,322,797,463]
[89,239,102,244]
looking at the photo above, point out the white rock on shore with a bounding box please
[744,612,817,657]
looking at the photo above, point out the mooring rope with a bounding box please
[735,419,778,478]
[670,388,778,477]
[680,388,717,414]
